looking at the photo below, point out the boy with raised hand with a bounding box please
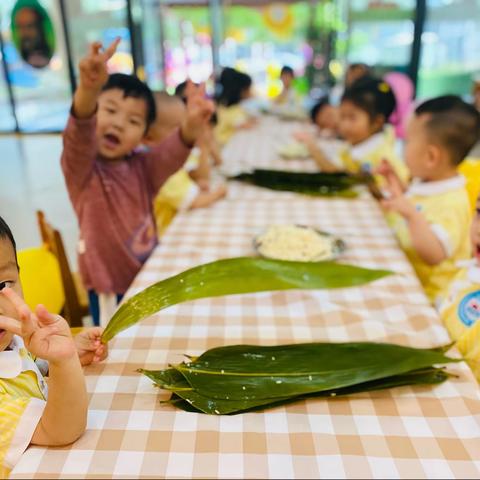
[61,40,214,326]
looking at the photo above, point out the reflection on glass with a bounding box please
[11,0,55,69]
[1,0,71,132]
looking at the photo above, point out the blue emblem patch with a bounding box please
[458,290,480,327]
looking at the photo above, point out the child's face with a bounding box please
[471,197,480,265]
[315,105,339,132]
[146,101,186,145]
[96,88,148,159]
[339,100,382,145]
[281,72,294,90]
[403,114,435,178]
[0,238,22,351]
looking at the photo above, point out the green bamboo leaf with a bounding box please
[175,343,459,400]
[230,169,367,197]
[140,366,452,415]
[102,258,392,342]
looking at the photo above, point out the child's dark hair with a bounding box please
[342,76,396,123]
[281,66,294,77]
[0,216,17,265]
[102,73,156,128]
[310,96,330,123]
[415,95,480,166]
[217,68,252,107]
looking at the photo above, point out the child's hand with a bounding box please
[181,82,215,147]
[74,327,108,366]
[79,38,120,92]
[0,288,75,364]
[293,131,315,146]
[375,158,406,193]
[381,193,416,219]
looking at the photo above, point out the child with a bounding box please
[146,92,227,236]
[380,95,480,303]
[310,97,340,138]
[0,216,107,477]
[296,77,408,184]
[345,63,371,88]
[275,65,296,105]
[61,40,214,326]
[214,67,256,145]
[438,192,480,381]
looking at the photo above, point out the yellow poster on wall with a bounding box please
[262,3,294,38]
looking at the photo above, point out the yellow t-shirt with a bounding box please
[340,127,409,186]
[154,168,199,237]
[214,105,248,146]
[388,176,472,303]
[0,336,47,478]
[438,262,480,382]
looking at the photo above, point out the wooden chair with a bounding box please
[36,210,90,327]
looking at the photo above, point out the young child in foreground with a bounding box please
[438,193,480,381]
[146,92,227,236]
[0,216,107,477]
[295,77,408,185]
[379,95,480,303]
[61,40,213,326]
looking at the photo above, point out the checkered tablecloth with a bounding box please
[11,117,480,479]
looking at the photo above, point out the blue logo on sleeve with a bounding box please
[458,290,480,327]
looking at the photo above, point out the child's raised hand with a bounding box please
[0,288,76,364]
[381,192,416,219]
[74,327,108,366]
[79,38,120,92]
[181,81,215,147]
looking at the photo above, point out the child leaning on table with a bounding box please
[145,91,227,236]
[295,77,408,185]
[437,192,480,381]
[0,216,107,478]
[61,39,214,326]
[379,95,480,304]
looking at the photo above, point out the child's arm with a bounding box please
[0,288,87,446]
[189,184,227,209]
[146,83,215,193]
[382,194,447,265]
[73,39,120,119]
[294,132,339,172]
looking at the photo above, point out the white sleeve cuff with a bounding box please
[4,397,45,470]
[430,223,453,257]
[177,183,200,212]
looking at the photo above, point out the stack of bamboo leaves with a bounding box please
[140,342,457,415]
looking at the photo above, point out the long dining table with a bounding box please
[11,116,480,479]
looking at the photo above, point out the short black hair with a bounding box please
[216,68,252,107]
[102,73,156,128]
[281,66,294,77]
[310,96,330,123]
[0,216,17,265]
[415,95,480,166]
[342,76,396,122]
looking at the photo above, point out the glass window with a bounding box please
[0,0,72,132]
[0,61,16,131]
[64,0,133,78]
[219,1,314,97]
[418,0,480,98]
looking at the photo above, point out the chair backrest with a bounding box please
[17,246,65,314]
[36,210,86,327]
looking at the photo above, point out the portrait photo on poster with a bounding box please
[11,0,55,69]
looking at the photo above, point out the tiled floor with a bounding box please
[0,134,79,266]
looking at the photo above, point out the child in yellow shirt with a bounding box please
[296,77,408,185]
[215,68,257,146]
[147,91,227,236]
[437,193,480,381]
[0,216,107,477]
[380,95,480,303]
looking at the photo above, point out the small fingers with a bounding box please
[104,37,121,60]
[0,315,22,335]
[2,288,32,322]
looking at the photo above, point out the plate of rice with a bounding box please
[253,224,346,262]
